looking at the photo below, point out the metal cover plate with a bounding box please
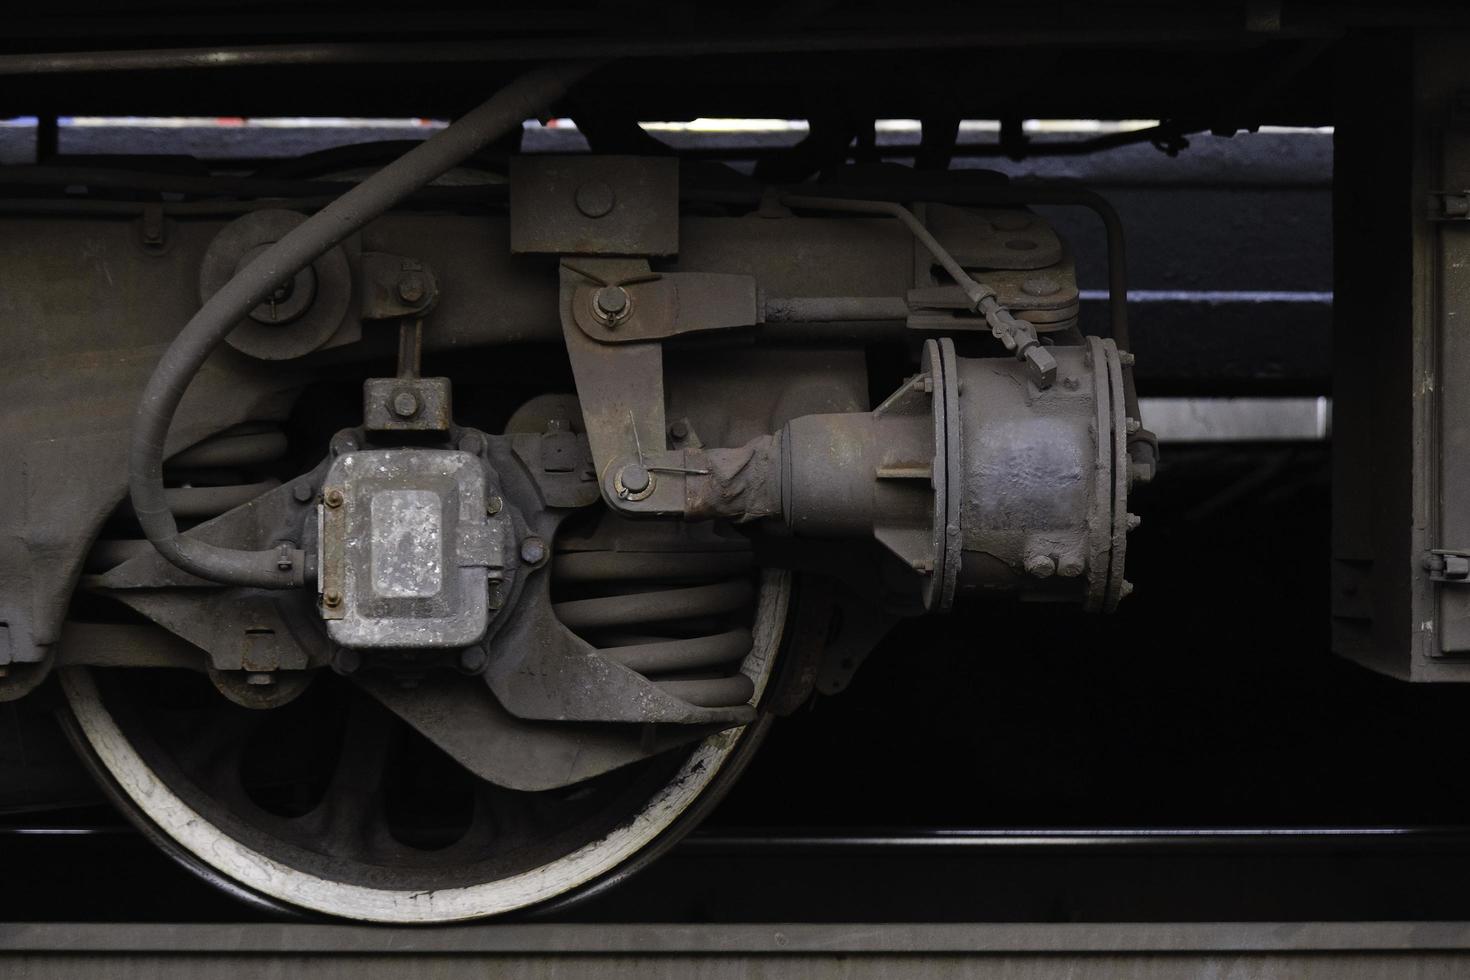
[321,449,492,649]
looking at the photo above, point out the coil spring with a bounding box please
[550,528,758,709]
[89,423,288,571]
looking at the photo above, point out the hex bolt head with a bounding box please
[391,391,420,418]
[323,488,344,509]
[617,462,651,494]
[520,536,547,565]
[323,589,343,609]
[1024,554,1057,578]
[1119,351,1137,366]
[1126,513,1142,531]
[486,493,503,515]
[575,179,616,218]
[292,482,314,504]
[459,647,489,673]
[459,433,484,455]
[1125,417,1142,434]
[669,419,690,440]
[396,272,426,304]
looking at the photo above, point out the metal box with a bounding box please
[320,449,501,649]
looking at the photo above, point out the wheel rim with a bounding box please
[60,569,789,923]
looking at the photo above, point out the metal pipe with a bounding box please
[763,296,910,322]
[125,61,596,589]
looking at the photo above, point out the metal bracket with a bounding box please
[359,253,438,320]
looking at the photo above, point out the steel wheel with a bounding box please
[59,570,789,923]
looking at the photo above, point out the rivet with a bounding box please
[575,180,616,218]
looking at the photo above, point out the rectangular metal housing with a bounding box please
[321,449,492,649]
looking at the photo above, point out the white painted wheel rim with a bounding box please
[61,570,789,923]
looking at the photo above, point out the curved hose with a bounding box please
[128,62,597,588]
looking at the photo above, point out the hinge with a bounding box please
[1426,549,1470,582]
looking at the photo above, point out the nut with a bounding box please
[391,391,420,419]
[520,536,547,565]
[1024,554,1057,578]
[592,285,630,324]
[396,272,426,304]
[323,589,342,608]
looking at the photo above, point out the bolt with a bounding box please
[921,373,935,394]
[391,391,420,418]
[459,648,488,673]
[396,272,426,305]
[245,672,275,686]
[1126,513,1142,531]
[324,488,344,509]
[459,433,484,454]
[1120,580,1135,600]
[593,285,630,324]
[669,419,690,441]
[292,482,314,504]
[574,179,616,218]
[520,536,546,565]
[1021,277,1060,297]
[1024,554,1057,578]
[486,493,503,515]
[488,581,506,610]
[332,648,361,675]
[617,462,651,494]
[1119,351,1137,366]
[1126,417,1142,435]
[323,589,342,608]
